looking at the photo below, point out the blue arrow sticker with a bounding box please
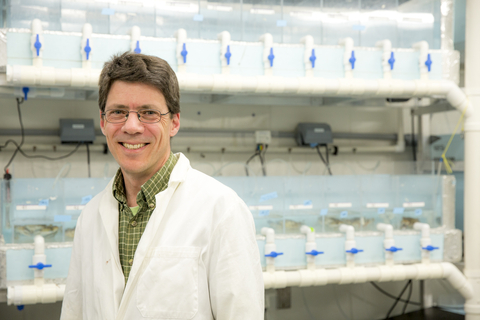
[101,8,115,15]
[415,209,423,216]
[378,208,386,214]
[393,207,405,214]
[81,195,93,205]
[260,192,278,202]
[304,200,312,206]
[193,14,204,22]
[276,20,287,27]
[54,215,72,222]
[351,24,366,31]
[259,210,270,217]
[340,211,348,218]
[320,209,328,216]
[38,199,49,206]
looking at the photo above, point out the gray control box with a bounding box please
[295,123,333,146]
[59,119,96,144]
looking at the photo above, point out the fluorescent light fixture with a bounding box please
[207,4,233,12]
[401,13,434,24]
[157,1,199,13]
[289,10,323,21]
[250,8,275,15]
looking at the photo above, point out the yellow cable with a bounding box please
[441,101,469,174]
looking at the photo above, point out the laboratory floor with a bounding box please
[390,307,464,319]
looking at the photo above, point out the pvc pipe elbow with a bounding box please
[259,33,273,47]
[217,31,231,44]
[300,35,314,47]
[376,223,393,239]
[261,227,275,243]
[413,222,430,238]
[300,225,315,243]
[375,39,392,52]
[339,224,355,240]
[31,19,43,35]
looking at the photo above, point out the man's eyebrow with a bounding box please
[106,104,159,110]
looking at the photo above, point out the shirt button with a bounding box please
[131,221,137,227]
[129,259,133,266]
[148,203,154,208]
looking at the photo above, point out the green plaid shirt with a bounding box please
[113,152,178,284]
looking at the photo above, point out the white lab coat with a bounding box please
[60,153,264,320]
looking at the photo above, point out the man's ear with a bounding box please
[100,110,106,136]
[169,113,180,137]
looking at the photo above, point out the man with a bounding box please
[61,52,264,319]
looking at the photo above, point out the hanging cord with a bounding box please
[441,99,469,174]
[86,143,91,178]
[384,280,412,319]
[315,145,332,175]
[401,280,413,315]
[245,144,267,177]
[370,282,421,306]
[411,110,416,162]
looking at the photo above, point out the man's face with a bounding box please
[100,81,180,179]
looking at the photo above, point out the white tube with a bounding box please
[7,284,65,306]
[217,31,231,75]
[301,225,317,270]
[375,40,392,80]
[339,224,356,268]
[339,37,354,79]
[300,35,314,77]
[31,19,44,68]
[175,28,187,73]
[81,23,92,69]
[412,41,429,80]
[261,227,277,273]
[259,33,274,76]
[32,235,46,286]
[130,26,141,54]
[413,222,432,264]
[377,223,395,266]
[263,262,474,299]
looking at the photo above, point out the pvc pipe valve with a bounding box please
[346,248,363,254]
[34,35,42,57]
[22,87,29,100]
[134,41,141,54]
[349,51,356,69]
[29,262,52,270]
[309,49,316,68]
[306,250,323,256]
[425,53,432,72]
[225,45,231,65]
[181,43,188,63]
[265,251,283,258]
[386,246,402,253]
[84,39,91,60]
[268,48,274,67]
[388,52,395,70]
[423,245,439,251]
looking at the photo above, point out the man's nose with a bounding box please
[122,112,144,134]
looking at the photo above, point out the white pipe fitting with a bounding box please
[259,33,274,76]
[263,262,474,300]
[261,227,278,273]
[33,235,46,286]
[339,37,354,79]
[300,35,314,77]
[130,26,141,54]
[414,222,432,264]
[301,225,317,270]
[217,31,231,75]
[376,40,393,79]
[31,19,44,68]
[340,224,356,268]
[412,41,430,80]
[175,28,187,73]
[7,284,65,306]
[81,23,93,69]
[377,223,396,266]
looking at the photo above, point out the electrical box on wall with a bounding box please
[59,119,95,144]
[295,123,333,146]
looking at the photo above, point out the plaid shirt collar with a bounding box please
[112,152,177,210]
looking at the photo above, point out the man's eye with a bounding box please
[143,110,157,115]
[111,110,125,115]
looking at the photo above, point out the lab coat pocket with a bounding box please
[137,246,200,319]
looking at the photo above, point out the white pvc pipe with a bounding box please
[301,225,317,270]
[413,222,432,264]
[31,19,43,68]
[263,262,474,301]
[175,28,187,73]
[7,284,65,306]
[375,40,392,80]
[81,23,92,69]
[261,227,277,273]
[130,25,141,54]
[412,41,429,80]
[377,223,395,266]
[33,235,46,286]
[339,37,354,79]
[339,224,356,268]
[464,1,480,319]
[217,31,231,75]
[259,33,273,76]
[300,35,314,78]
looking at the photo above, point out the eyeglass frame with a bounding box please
[101,109,171,124]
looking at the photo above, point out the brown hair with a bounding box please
[98,52,180,115]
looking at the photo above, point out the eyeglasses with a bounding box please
[102,109,170,124]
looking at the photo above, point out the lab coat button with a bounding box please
[148,203,154,208]
[129,259,133,265]
[131,221,137,227]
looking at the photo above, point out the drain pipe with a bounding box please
[31,19,43,68]
[301,225,323,270]
[377,223,402,266]
[412,41,430,80]
[81,23,92,69]
[260,33,274,76]
[218,31,231,75]
[175,28,187,73]
[300,35,315,78]
[339,37,354,79]
[464,1,480,318]
[376,39,393,80]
